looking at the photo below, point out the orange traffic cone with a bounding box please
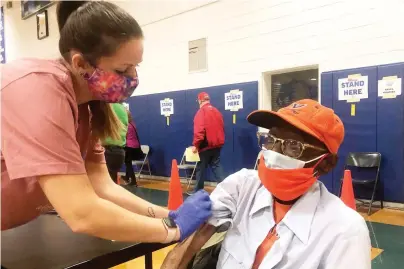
[340,170,356,210]
[168,159,184,210]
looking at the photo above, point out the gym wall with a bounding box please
[2,1,217,61]
[133,0,404,96]
[321,62,404,203]
[3,1,404,203]
[4,1,404,94]
[127,81,259,181]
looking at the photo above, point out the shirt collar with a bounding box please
[249,185,273,216]
[249,182,321,245]
[282,182,321,244]
[200,101,211,107]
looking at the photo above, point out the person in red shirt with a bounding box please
[191,92,225,193]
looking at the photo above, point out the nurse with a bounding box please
[1,1,211,244]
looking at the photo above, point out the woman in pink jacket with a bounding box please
[124,111,145,186]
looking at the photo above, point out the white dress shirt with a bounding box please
[208,169,371,269]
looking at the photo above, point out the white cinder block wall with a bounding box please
[4,0,404,102]
[138,0,404,96]
[3,4,60,60]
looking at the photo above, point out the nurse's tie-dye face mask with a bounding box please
[83,68,139,103]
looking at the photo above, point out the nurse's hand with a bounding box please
[169,190,212,241]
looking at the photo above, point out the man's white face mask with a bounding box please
[262,149,326,170]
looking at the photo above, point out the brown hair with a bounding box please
[56,1,143,140]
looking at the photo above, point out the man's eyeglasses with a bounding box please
[257,132,326,158]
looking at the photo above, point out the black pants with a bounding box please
[125,147,145,185]
[104,146,125,184]
[194,147,224,192]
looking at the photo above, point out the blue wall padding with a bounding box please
[232,83,261,173]
[332,67,378,194]
[321,62,404,203]
[127,81,259,181]
[129,68,404,203]
[147,91,188,176]
[376,63,404,202]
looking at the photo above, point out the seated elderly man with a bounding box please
[162,99,371,269]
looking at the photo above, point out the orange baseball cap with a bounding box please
[197,92,210,101]
[247,99,345,154]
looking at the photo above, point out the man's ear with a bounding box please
[316,154,338,176]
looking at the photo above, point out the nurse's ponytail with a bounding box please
[56,1,143,141]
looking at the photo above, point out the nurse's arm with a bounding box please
[161,224,217,269]
[86,162,169,218]
[38,174,173,242]
[161,169,247,268]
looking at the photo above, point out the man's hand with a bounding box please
[192,146,198,153]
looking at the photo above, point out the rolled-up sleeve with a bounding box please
[208,169,248,228]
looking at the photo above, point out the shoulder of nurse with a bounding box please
[2,58,71,89]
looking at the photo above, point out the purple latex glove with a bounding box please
[168,190,212,241]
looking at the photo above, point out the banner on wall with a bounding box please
[225,89,243,111]
[338,75,368,102]
[378,76,402,99]
[0,7,5,64]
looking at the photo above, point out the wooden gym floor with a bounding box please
[111,179,404,269]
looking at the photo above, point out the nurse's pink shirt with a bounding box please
[1,59,105,230]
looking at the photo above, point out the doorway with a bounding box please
[260,67,319,112]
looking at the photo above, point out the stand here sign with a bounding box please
[338,75,368,102]
[225,90,243,111]
[160,98,174,116]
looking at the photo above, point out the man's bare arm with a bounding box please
[161,224,217,269]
